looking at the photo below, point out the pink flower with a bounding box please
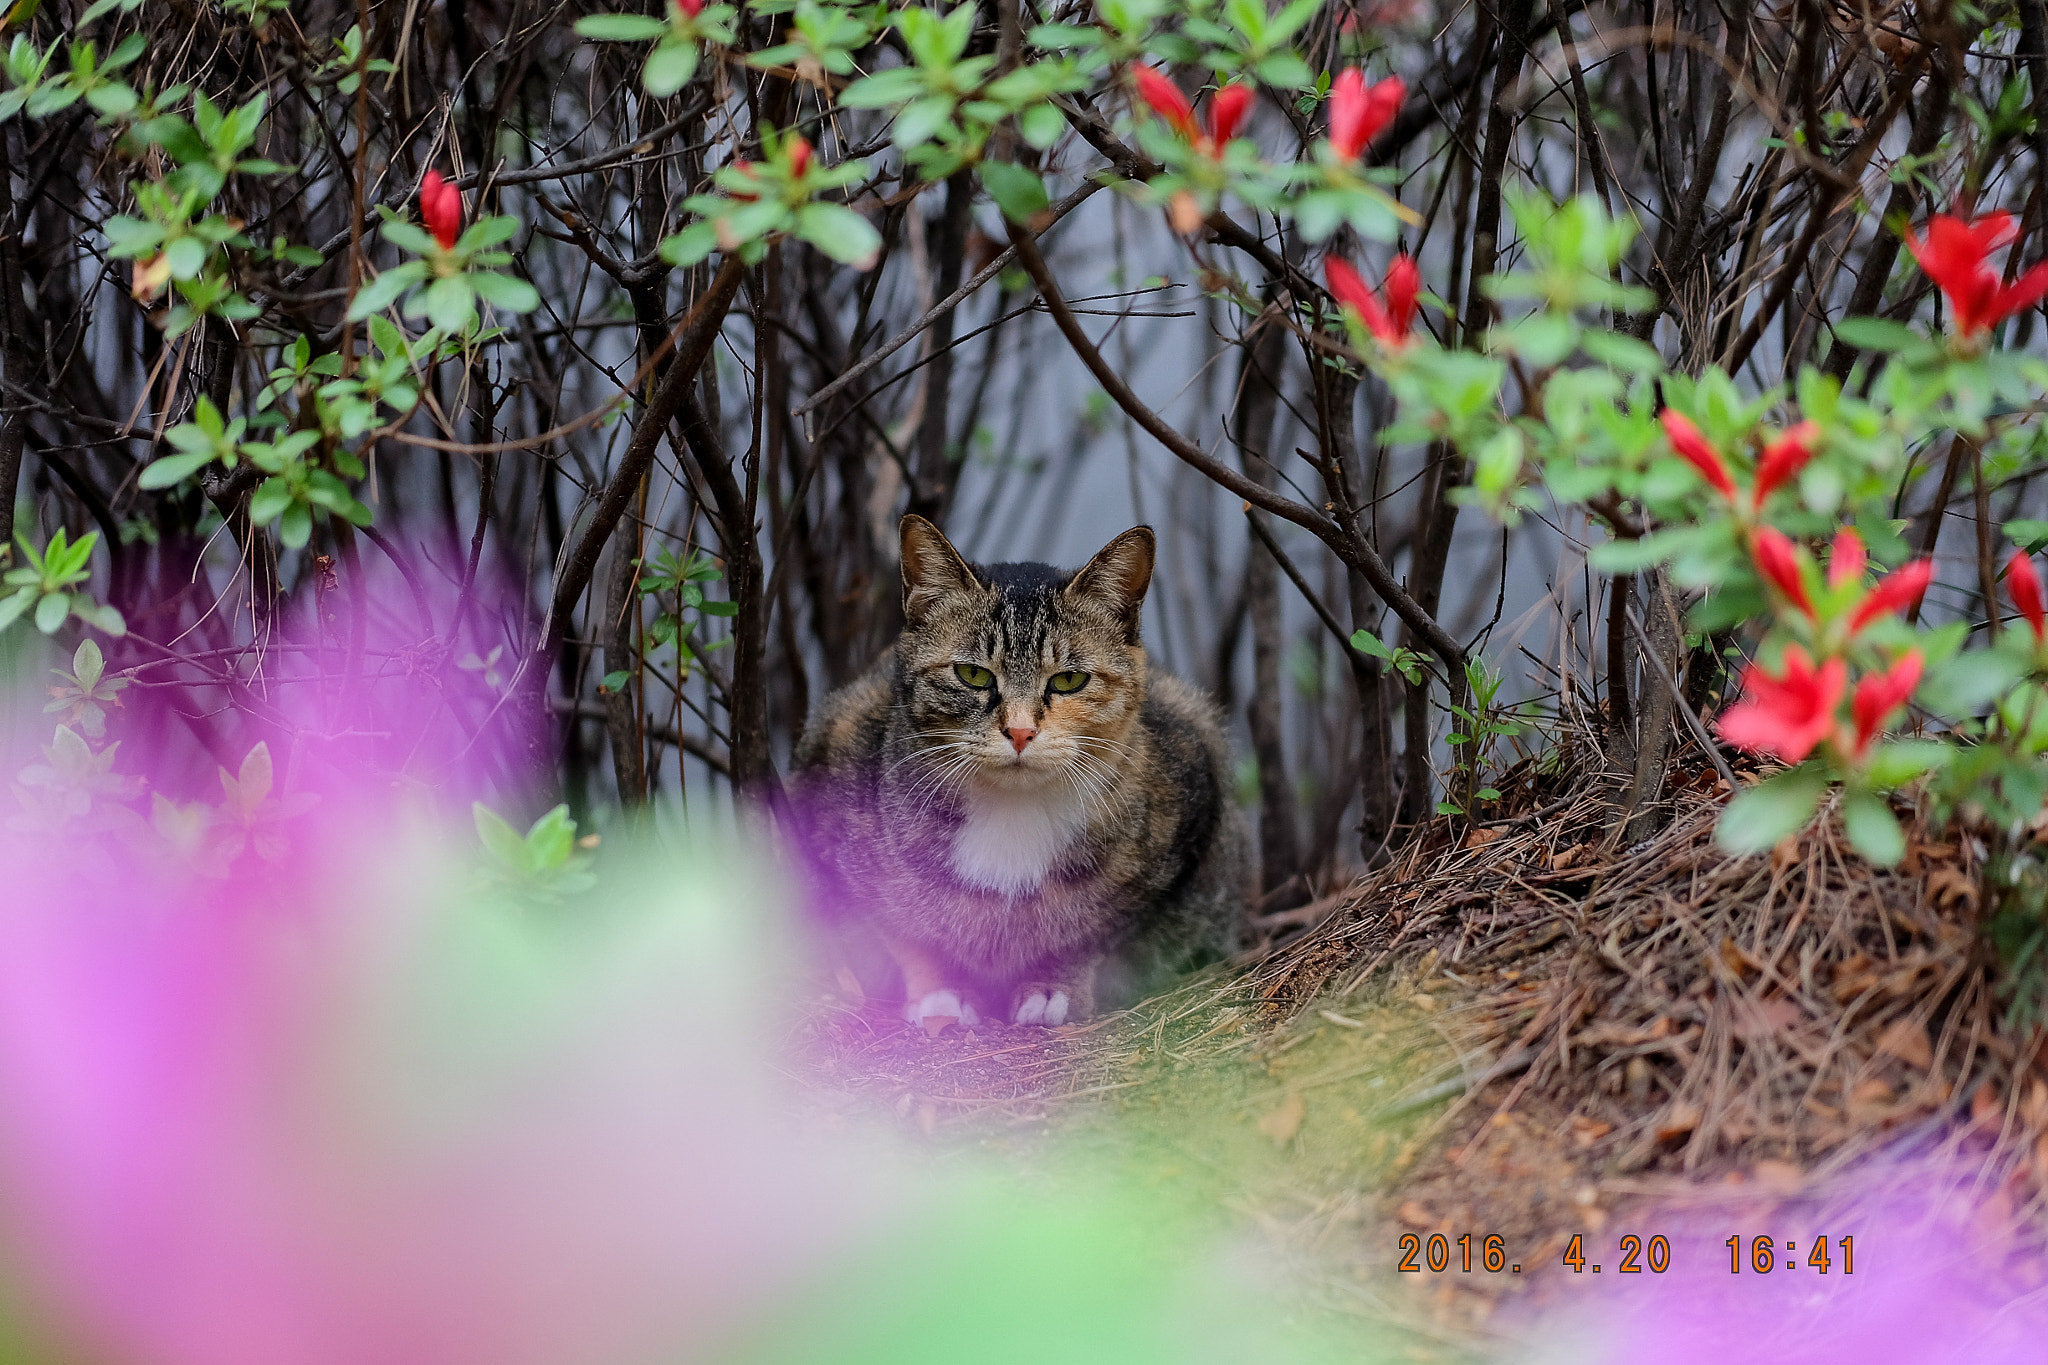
[1752,420,1820,507]
[1327,69,1403,162]
[673,0,703,16]
[420,169,462,251]
[1905,212,2048,340]
[1325,253,1419,347]
[1660,409,1736,501]
[1851,650,1924,756]
[1718,645,1846,763]
[2009,549,2046,642]
[1750,526,1815,619]
[1846,559,1934,634]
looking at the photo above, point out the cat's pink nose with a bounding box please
[1007,726,1036,754]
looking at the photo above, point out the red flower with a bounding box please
[1827,526,1866,590]
[1905,212,2048,340]
[786,135,813,179]
[1718,645,1847,764]
[2010,549,2046,642]
[1206,83,1253,148]
[1750,526,1815,618]
[419,169,462,251]
[1659,409,1735,501]
[1846,558,1933,634]
[1850,650,1923,756]
[1326,253,1419,347]
[1752,420,1820,507]
[1327,69,1404,162]
[673,0,703,17]
[1134,66,1198,142]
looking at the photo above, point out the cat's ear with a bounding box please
[900,515,980,626]
[1067,526,1154,642]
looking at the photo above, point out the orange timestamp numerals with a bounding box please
[1726,1234,1855,1274]
[1392,1233,1673,1275]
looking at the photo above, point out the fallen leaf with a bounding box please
[2033,1133,2048,1193]
[1928,866,1979,914]
[1655,1101,1701,1143]
[921,1013,958,1038]
[1972,1080,2004,1131]
[1258,1090,1305,1144]
[1463,826,1504,850]
[1570,1116,1614,1148]
[1718,937,1757,978]
[2025,1079,2048,1130]
[1851,1077,1895,1106]
[1751,1159,1804,1194]
[1733,994,1803,1039]
[1396,1200,1433,1229]
[1876,1017,1934,1070]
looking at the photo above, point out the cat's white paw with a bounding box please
[905,990,979,1032]
[1012,989,1069,1027]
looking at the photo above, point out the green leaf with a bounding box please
[1830,316,1919,353]
[347,266,421,320]
[1579,329,1666,375]
[1348,628,1391,661]
[574,13,671,40]
[1018,102,1068,149]
[793,203,881,269]
[419,275,478,333]
[473,801,532,874]
[1716,765,1828,854]
[467,270,541,313]
[525,804,578,870]
[602,670,632,692]
[248,477,294,525]
[279,502,312,549]
[1862,739,1952,789]
[1841,790,1905,866]
[34,591,67,634]
[137,449,219,490]
[980,160,1049,225]
[641,38,700,96]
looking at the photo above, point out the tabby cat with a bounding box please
[791,515,1246,1028]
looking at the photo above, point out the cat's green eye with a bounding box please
[1048,670,1089,694]
[954,662,996,688]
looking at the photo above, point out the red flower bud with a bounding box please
[1851,650,1924,756]
[1717,644,1846,764]
[1134,66,1198,142]
[1827,526,1866,590]
[2010,549,2046,642]
[1205,83,1253,149]
[1327,68,1403,162]
[1383,254,1420,337]
[1659,409,1736,501]
[419,169,462,251]
[787,136,813,179]
[1847,559,1934,635]
[1752,419,1820,507]
[1750,525,1815,619]
[673,0,703,17]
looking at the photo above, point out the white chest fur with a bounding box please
[947,782,1090,896]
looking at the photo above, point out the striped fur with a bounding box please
[792,515,1247,1026]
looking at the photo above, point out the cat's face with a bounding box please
[894,516,1153,794]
